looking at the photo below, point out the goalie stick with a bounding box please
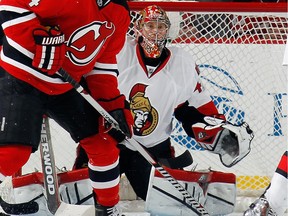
[58,69,210,215]
[0,117,60,215]
[158,150,193,169]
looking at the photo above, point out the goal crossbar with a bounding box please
[128,1,288,13]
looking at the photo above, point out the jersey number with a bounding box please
[29,0,41,7]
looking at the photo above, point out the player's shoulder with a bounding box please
[168,46,192,58]
[96,0,129,11]
[119,36,136,52]
[167,46,196,65]
[96,0,130,28]
[117,36,136,62]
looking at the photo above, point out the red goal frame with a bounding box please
[128,1,288,12]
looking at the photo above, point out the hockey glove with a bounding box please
[174,103,226,138]
[98,95,133,142]
[175,103,254,167]
[192,121,254,167]
[32,26,65,75]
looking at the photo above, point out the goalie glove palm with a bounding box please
[33,26,65,75]
[192,121,254,167]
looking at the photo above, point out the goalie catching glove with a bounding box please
[192,119,254,167]
[175,104,254,167]
[33,25,65,75]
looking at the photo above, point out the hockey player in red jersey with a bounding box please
[244,151,288,216]
[73,5,254,212]
[0,0,133,215]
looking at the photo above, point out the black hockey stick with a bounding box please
[59,68,210,215]
[158,150,193,169]
[39,117,61,214]
[0,194,43,215]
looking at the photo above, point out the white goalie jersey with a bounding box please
[117,38,212,149]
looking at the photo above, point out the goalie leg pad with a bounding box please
[59,179,93,205]
[58,169,94,205]
[145,168,236,216]
[0,183,52,216]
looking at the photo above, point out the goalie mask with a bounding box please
[192,120,254,167]
[135,5,171,58]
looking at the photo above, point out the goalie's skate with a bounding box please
[243,195,277,216]
[95,203,124,216]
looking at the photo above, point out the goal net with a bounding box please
[127,1,287,208]
[5,0,287,213]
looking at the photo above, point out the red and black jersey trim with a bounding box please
[0,10,32,23]
[0,26,3,46]
[111,0,130,12]
[1,37,64,81]
[2,36,33,66]
[93,66,119,76]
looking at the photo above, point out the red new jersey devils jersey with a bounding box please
[0,0,130,95]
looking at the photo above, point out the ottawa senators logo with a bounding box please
[129,83,158,136]
[66,21,115,66]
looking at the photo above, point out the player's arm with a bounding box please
[174,67,254,167]
[0,0,66,74]
[84,0,133,141]
[174,65,226,138]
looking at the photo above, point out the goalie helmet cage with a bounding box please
[1,0,286,214]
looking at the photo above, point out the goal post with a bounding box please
[8,0,287,213]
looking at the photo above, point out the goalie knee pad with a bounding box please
[12,185,49,216]
[58,169,94,205]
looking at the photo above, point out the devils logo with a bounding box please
[66,21,115,66]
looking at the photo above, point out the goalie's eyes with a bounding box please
[143,22,168,33]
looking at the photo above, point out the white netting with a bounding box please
[128,2,287,205]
